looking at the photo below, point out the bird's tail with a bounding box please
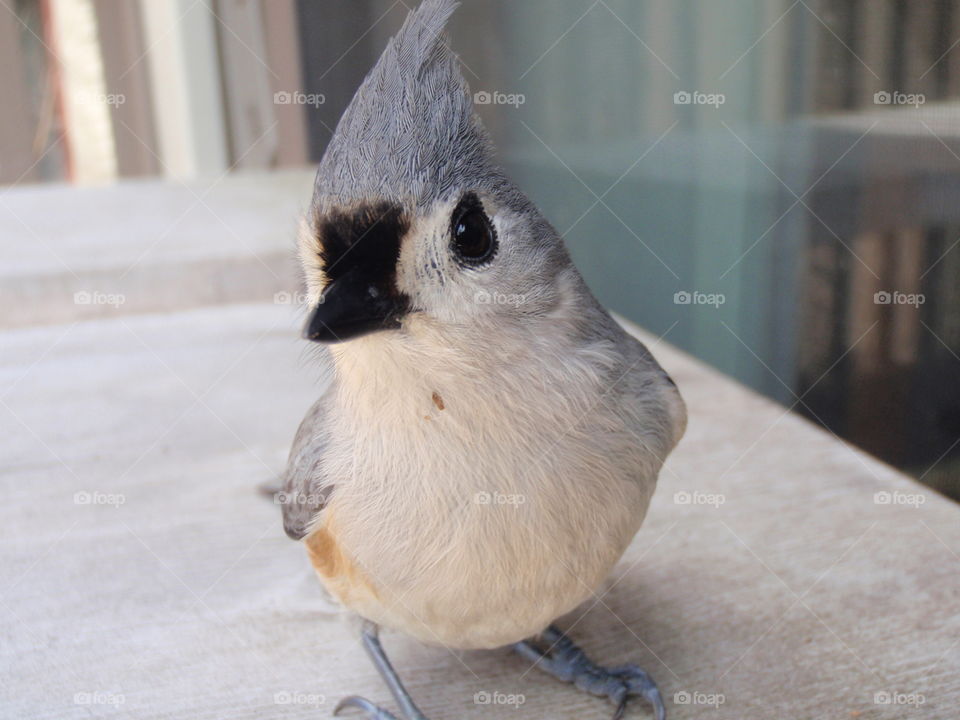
[257,478,282,501]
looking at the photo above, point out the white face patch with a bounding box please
[395,192,537,327]
[395,195,478,323]
[395,196,457,305]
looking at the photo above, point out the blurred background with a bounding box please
[2,0,959,501]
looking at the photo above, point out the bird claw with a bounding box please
[515,625,666,720]
[613,694,629,720]
[333,695,401,720]
[608,665,666,720]
[585,665,665,720]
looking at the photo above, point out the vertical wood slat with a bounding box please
[92,0,159,177]
[753,0,792,124]
[138,0,228,179]
[946,0,960,97]
[214,0,276,169]
[811,1,849,111]
[847,230,885,375]
[845,229,910,463]
[260,0,309,167]
[890,227,925,365]
[857,0,893,106]
[0,7,43,184]
[904,0,939,96]
[48,0,118,184]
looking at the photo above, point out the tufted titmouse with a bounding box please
[279,1,686,718]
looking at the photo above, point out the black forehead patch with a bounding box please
[315,201,409,285]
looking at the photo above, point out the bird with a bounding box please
[279,1,686,718]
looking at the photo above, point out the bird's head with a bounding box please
[299,0,576,346]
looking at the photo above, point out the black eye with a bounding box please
[450,193,497,265]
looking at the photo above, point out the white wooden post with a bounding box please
[138,0,229,178]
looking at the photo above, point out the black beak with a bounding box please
[302,267,405,343]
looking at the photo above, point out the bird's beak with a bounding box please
[302,267,406,343]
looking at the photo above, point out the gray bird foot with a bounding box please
[334,691,429,720]
[334,696,400,720]
[333,622,430,720]
[513,625,666,720]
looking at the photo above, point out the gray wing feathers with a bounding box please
[605,325,687,462]
[281,387,334,540]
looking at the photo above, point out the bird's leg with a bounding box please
[513,624,666,720]
[334,621,430,720]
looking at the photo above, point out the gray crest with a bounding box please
[313,0,499,209]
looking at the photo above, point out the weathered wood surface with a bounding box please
[1,177,957,719]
